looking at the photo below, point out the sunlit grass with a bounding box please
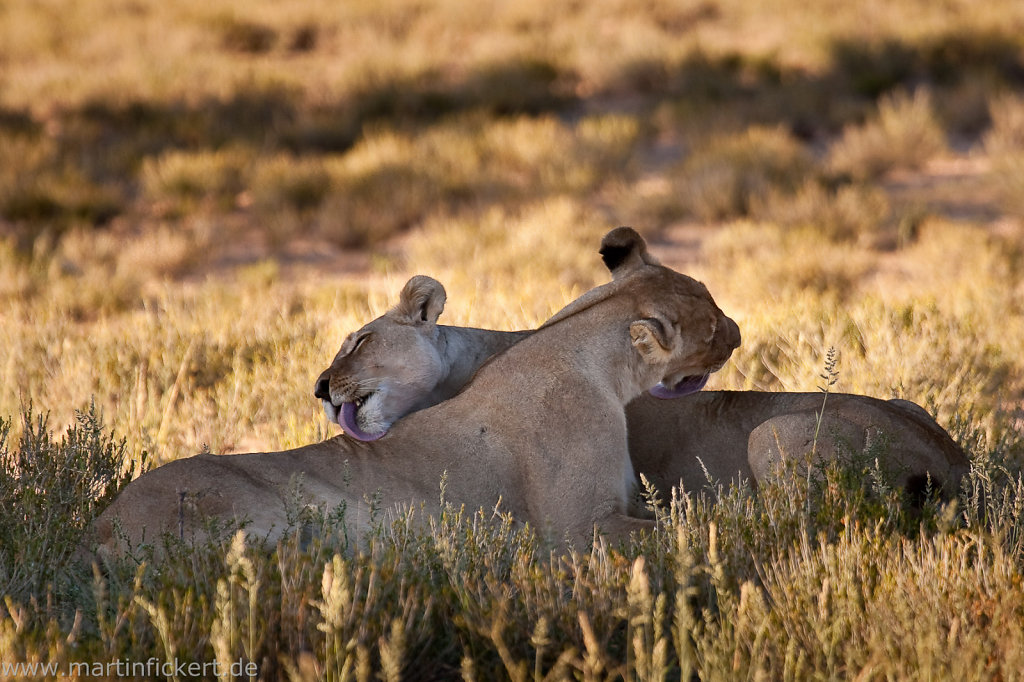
[672,126,813,222]
[2,0,1024,676]
[985,94,1024,218]
[829,89,948,181]
[698,219,1023,435]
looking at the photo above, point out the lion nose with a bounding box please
[314,373,332,400]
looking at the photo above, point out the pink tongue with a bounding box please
[340,402,387,442]
[649,373,709,399]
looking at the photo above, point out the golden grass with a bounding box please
[985,94,1024,217]
[2,0,1024,676]
[829,89,948,180]
[4,0,1023,110]
[698,218,1024,433]
[672,126,813,222]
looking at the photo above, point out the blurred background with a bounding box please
[1,0,1022,463]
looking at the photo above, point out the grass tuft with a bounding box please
[677,126,813,222]
[214,15,278,54]
[141,148,251,215]
[829,89,948,181]
[985,94,1024,217]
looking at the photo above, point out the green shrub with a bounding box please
[0,404,141,604]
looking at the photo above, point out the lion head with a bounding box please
[314,275,450,441]
[542,226,740,398]
[604,226,739,397]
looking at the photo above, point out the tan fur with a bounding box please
[91,228,741,554]
[316,290,969,501]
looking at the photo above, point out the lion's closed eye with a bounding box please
[339,332,372,358]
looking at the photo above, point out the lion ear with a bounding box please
[629,317,676,364]
[599,227,660,280]
[392,275,446,325]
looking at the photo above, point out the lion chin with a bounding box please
[648,373,709,399]
[321,398,388,442]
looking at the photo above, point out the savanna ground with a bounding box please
[2,0,1024,679]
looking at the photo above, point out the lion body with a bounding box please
[627,390,968,497]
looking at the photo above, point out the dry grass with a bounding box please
[829,89,949,181]
[753,180,891,243]
[673,126,814,222]
[2,0,1024,676]
[985,94,1024,217]
[3,0,1022,258]
[698,218,1024,431]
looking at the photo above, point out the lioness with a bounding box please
[316,273,968,502]
[92,228,740,553]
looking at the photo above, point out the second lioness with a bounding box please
[317,276,968,501]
